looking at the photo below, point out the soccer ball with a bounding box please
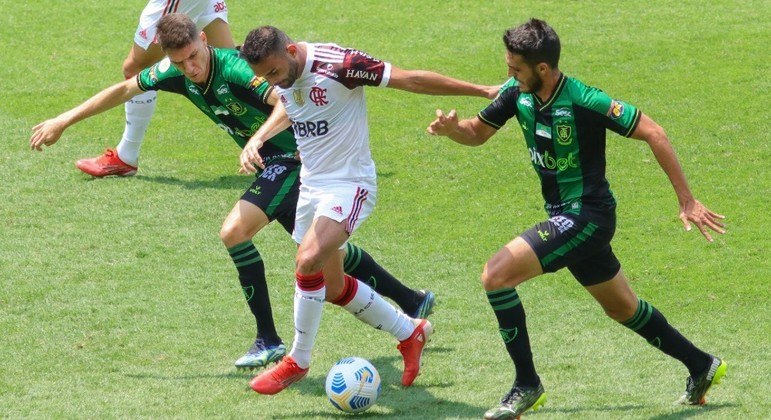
[325,357,381,413]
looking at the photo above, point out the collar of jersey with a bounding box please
[198,46,216,95]
[533,73,566,112]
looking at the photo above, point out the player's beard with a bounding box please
[278,59,300,89]
[519,73,543,93]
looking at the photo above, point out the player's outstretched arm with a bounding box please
[427,109,497,146]
[631,112,726,242]
[240,99,292,174]
[388,67,498,99]
[30,79,143,151]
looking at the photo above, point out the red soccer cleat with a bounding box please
[76,149,137,177]
[397,319,433,386]
[250,356,309,395]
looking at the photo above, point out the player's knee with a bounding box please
[295,249,323,274]
[481,261,523,292]
[122,57,145,79]
[219,220,251,248]
[602,301,637,322]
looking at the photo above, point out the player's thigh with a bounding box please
[202,18,234,48]
[240,159,301,236]
[482,237,543,291]
[198,1,233,48]
[296,216,351,274]
[292,181,376,248]
[583,270,638,321]
[521,209,617,282]
[124,42,166,77]
[220,199,270,248]
[322,249,347,300]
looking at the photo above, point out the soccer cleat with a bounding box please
[250,356,309,395]
[397,319,433,386]
[408,290,437,319]
[676,356,727,405]
[75,148,138,177]
[484,383,547,419]
[235,338,286,370]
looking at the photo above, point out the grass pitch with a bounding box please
[1,0,769,418]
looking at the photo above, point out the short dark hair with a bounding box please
[503,18,561,68]
[240,26,293,64]
[156,13,198,51]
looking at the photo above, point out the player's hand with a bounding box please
[239,139,265,174]
[427,109,459,136]
[29,118,67,151]
[679,198,726,242]
[484,84,501,99]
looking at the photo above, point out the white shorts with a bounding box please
[134,0,229,50]
[292,181,377,247]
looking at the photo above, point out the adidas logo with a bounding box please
[331,205,343,215]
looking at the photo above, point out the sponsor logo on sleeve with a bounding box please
[345,69,378,81]
[216,84,229,95]
[608,100,624,119]
[519,97,533,108]
[213,1,227,13]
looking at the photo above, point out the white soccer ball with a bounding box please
[325,357,381,413]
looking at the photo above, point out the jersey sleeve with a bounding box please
[136,57,185,93]
[312,44,391,89]
[477,78,520,129]
[224,54,273,105]
[576,84,641,137]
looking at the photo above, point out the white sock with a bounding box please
[288,285,325,369]
[341,278,415,341]
[117,90,157,166]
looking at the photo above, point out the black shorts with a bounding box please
[240,158,301,235]
[520,206,621,286]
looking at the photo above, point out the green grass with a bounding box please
[1,0,769,418]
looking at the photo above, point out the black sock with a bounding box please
[621,298,711,376]
[343,243,420,314]
[227,241,280,345]
[487,288,540,387]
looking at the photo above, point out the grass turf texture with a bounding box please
[1,0,769,418]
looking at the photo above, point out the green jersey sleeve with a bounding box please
[222,55,273,105]
[136,57,187,95]
[574,81,641,137]
[478,78,520,129]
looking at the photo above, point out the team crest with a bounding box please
[608,100,624,119]
[556,125,573,145]
[293,90,305,106]
[226,102,247,116]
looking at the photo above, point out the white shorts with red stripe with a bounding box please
[133,0,229,50]
[292,180,377,247]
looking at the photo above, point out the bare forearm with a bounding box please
[444,119,488,146]
[648,134,694,205]
[61,81,141,127]
[248,104,292,146]
[390,69,491,98]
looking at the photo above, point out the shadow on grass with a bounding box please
[132,174,247,190]
[269,351,488,419]
[645,402,739,419]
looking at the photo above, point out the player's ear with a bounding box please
[286,44,298,57]
[199,31,208,44]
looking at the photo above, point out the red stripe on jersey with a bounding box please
[346,188,368,234]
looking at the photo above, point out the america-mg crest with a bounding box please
[556,124,573,145]
[226,102,247,116]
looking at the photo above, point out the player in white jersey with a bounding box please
[238,26,498,395]
[75,0,233,177]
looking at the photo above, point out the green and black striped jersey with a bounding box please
[137,47,297,159]
[479,74,641,215]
